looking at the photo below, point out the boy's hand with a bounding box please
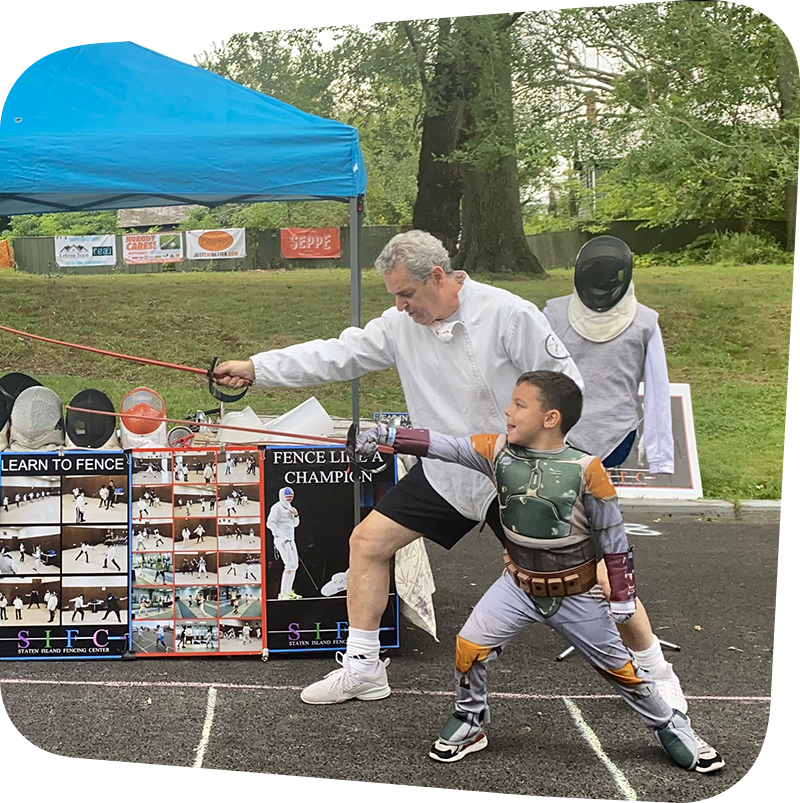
[609,599,636,624]
[355,424,393,459]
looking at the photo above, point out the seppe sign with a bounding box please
[280,227,341,259]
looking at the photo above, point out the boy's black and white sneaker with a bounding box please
[694,735,725,774]
[429,732,488,763]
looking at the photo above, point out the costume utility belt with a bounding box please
[503,551,597,598]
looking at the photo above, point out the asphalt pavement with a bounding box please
[0,515,777,801]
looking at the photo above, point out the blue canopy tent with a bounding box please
[0,42,367,492]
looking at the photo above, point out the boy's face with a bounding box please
[504,383,562,445]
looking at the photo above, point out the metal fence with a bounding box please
[8,219,786,274]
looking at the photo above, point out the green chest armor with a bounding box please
[495,444,585,540]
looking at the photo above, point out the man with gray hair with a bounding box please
[213,229,583,704]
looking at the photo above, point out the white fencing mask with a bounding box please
[120,387,167,449]
[9,386,65,451]
[66,389,120,450]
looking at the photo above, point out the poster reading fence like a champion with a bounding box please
[264,446,399,654]
[0,451,131,660]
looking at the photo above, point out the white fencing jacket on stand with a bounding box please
[250,275,583,522]
[545,295,674,474]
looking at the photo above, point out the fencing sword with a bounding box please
[65,405,394,472]
[0,323,248,403]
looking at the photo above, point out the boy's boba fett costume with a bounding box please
[357,424,724,772]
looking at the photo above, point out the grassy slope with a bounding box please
[0,263,792,499]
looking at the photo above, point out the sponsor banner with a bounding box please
[611,383,703,500]
[280,227,341,259]
[0,450,131,660]
[123,232,184,264]
[186,228,246,260]
[55,235,116,267]
[264,445,399,654]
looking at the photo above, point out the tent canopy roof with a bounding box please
[0,42,366,215]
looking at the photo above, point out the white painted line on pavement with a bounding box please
[0,678,771,703]
[564,697,637,801]
[192,686,217,769]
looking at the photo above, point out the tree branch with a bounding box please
[401,21,429,94]
[499,12,526,31]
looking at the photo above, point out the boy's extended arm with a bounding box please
[356,424,495,479]
[582,458,636,623]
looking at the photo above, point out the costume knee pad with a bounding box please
[455,634,498,675]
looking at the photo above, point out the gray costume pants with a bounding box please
[444,571,673,745]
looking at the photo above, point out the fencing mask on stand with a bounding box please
[0,393,9,452]
[66,389,120,450]
[9,386,65,451]
[119,387,167,449]
[569,236,637,343]
[0,372,42,407]
[573,236,633,313]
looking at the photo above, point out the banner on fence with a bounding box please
[123,233,184,264]
[0,451,131,659]
[186,229,246,260]
[55,235,116,267]
[280,227,341,259]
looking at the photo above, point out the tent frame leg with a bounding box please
[349,195,364,526]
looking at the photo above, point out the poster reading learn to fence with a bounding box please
[0,451,131,660]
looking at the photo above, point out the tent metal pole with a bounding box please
[350,195,364,525]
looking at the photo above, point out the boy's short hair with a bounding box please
[516,371,583,435]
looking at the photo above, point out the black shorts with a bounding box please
[375,461,504,550]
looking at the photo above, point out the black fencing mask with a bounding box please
[66,389,119,449]
[574,236,633,313]
[0,372,42,407]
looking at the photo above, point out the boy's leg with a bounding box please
[596,560,686,713]
[549,594,724,774]
[430,572,539,763]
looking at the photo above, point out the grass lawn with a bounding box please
[0,262,792,500]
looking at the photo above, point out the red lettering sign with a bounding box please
[280,227,341,259]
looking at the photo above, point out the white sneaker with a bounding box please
[321,570,349,597]
[694,734,725,774]
[277,590,303,601]
[300,652,391,705]
[649,661,688,714]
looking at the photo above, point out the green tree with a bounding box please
[549,2,799,242]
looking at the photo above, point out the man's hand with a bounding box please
[609,599,636,624]
[212,359,255,389]
[355,424,393,459]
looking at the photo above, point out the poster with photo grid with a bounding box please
[0,451,131,660]
[130,446,265,656]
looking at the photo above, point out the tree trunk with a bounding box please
[410,19,465,256]
[452,15,545,275]
[457,157,545,274]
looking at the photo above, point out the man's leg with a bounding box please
[347,511,420,631]
[596,559,687,713]
[300,510,419,704]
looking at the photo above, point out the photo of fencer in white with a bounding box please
[0,478,60,525]
[267,487,302,601]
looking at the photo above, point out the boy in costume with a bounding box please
[356,370,723,773]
